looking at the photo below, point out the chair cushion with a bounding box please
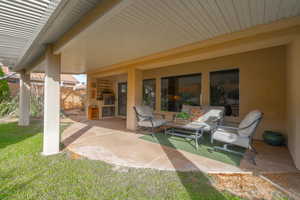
[212,130,250,148]
[238,110,262,137]
[137,119,167,128]
[190,121,216,132]
[193,107,224,123]
[190,108,204,121]
[135,105,154,121]
[187,106,224,131]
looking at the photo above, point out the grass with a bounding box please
[0,120,243,200]
[140,132,245,166]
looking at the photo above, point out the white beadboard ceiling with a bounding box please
[60,0,300,73]
[0,0,61,67]
[0,0,103,70]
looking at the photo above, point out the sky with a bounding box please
[73,74,87,83]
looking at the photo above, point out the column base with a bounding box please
[41,151,61,156]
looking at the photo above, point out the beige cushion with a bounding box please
[135,105,154,121]
[193,106,224,123]
[190,121,217,132]
[238,110,262,137]
[176,105,225,131]
[190,108,205,121]
[212,130,250,148]
[185,106,224,131]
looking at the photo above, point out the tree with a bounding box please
[0,67,10,103]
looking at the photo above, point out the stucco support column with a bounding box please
[286,38,300,169]
[18,71,30,126]
[126,67,142,130]
[42,46,61,155]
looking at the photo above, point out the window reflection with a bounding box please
[161,74,201,112]
[143,79,156,109]
[210,69,239,116]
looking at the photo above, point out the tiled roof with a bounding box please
[1,66,79,84]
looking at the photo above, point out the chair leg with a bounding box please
[151,127,155,138]
[249,145,257,165]
[214,144,244,156]
[250,144,258,154]
[251,154,257,165]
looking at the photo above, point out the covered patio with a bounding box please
[2,0,299,172]
[61,118,298,174]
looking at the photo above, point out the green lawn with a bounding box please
[0,121,242,200]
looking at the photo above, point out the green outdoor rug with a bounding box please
[139,132,245,166]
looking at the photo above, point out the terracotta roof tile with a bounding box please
[1,66,79,84]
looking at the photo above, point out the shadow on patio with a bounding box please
[61,118,299,174]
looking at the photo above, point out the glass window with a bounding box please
[210,69,239,116]
[161,74,201,112]
[143,79,156,109]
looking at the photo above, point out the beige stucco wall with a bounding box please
[87,46,287,140]
[87,44,300,168]
[142,46,287,140]
[286,39,300,169]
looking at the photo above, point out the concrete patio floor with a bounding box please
[61,118,299,174]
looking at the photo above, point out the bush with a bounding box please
[176,112,190,120]
[0,67,10,103]
[30,90,43,118]
[0,95,18,117]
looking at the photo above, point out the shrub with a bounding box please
[176,112,190,120]
[30,89,43,118]
[0,95,18,117]
[0,67,10,103]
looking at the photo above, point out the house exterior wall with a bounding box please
[286,39,300,169]
[142,46,287,140]
[88,46,287,140]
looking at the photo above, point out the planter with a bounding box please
[263,131,285,146]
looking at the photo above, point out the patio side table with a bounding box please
[164,122,205,150]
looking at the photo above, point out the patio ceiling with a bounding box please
[3,0,300,74]
[0,0,60,67]
[0,0,103,71]
[56,0,300,74]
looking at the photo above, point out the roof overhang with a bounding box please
[10,0,108,72]
[8,0,300,74]
[0,0,61,69]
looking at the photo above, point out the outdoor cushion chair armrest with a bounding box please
[134,110,153,121]
[139,116,154,121]
[217,117,263,131]
[217,125,239,130]
[134,109,154,121]
[223,121,240,127]
[211,117,222,124]
[237,116,263,130]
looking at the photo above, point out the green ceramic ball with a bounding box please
[263,131,285,146]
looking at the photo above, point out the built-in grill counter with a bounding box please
[96,79,116,119]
